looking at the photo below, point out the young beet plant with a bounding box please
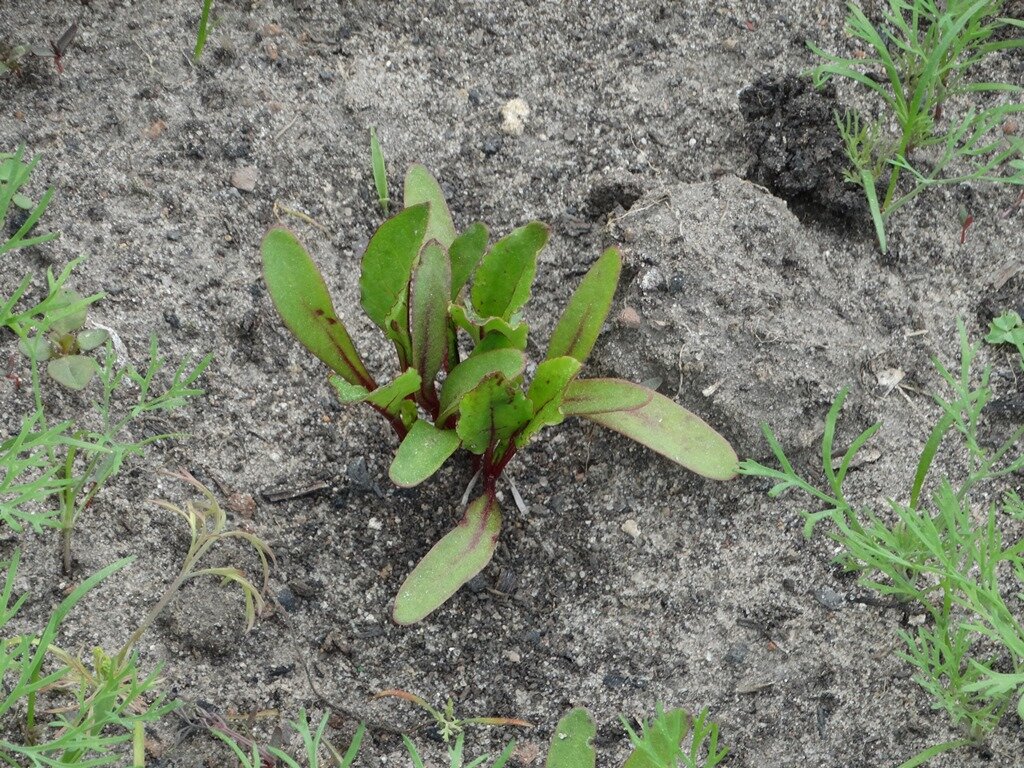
[261,164,737,624]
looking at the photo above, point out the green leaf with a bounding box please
[470,222,548,320]
[19,334,51,362]
[450,223,488,299]
[410,240,452,402]
[516,356,582,446]
[48,289,88,334]
[622,708,688,768]
[389,420,462,488]
[359,203,430,336]
[570,380,737,480]
[48,355,98,390]
[393,492,501,624]
[438,348,526,422]
[561,378,652,416]
[456,375,533,455]
[331,368,420,416]
[76,328,109,351]
[450,303,529,351]
[262,228,374,388]
[546,708,596,768]
[546,247,621,363]
[370,126,389,214]
[404,164,456,248]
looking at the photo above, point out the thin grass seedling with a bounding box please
[809,1,1024,251]
[370,128,390,215]
[740,321,1024,762]
[194,0,214,60]
[0,145,57,256]
[211,710,365,768]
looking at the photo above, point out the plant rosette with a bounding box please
[261,162,737,624]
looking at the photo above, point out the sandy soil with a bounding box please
[2,1,1023,766]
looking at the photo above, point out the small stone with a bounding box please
[618,306,641,328]
[145,119,167,140]
[621,518,641,538]
[467,574,488,593]
[288,579,320,598]
[500,97,530,136]
[262,23,283,37]
[165,228,181,242]
[226,492,256,518]
[724,643,749,665]
[1004,119,1019,136]
[814,587,845,611]
[264,41,279,61]
[504,649,521,663]
[231,166,258,192]
[639,268,664,292]
[481,135,503,156]
[603,671,628,688]
[276,586,298,612]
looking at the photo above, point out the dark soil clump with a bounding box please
[739,74,866,225]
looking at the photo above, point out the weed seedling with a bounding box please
[211,709,365,768]
[378,691,524,768]
[261,162,737,622]
[547,705,728,768]
[809,1,1024,251]
[0,146,57,256]
[740,322,1024,764]
[985,309,1024,369]
[17,286,110,390]
[0,554,172,766]
[194,0,215,60]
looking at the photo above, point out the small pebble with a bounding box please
[724,643,749,665]
[481,135,503,156]
[276,586,298,612]
[618,306,641,328]
[639,268,664,292]
[621,518,641,538]
[231,166,258,192]
[814,587,845,611]
[501,97,530,136]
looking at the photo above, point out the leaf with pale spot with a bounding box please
[389,420,462,488]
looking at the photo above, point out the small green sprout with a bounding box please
[211,709,365,768]
[377,690,524,768]
[370,127,390,214]
[194,0,215,60]
[261,162,737,623]
[18,287,109,390]
[985,309,1024,367]
[808,1,1024,251]
[1,145,57,256]
[740,322,1024,763]
[547,706,728,768]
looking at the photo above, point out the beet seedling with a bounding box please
[261,163,737,624]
